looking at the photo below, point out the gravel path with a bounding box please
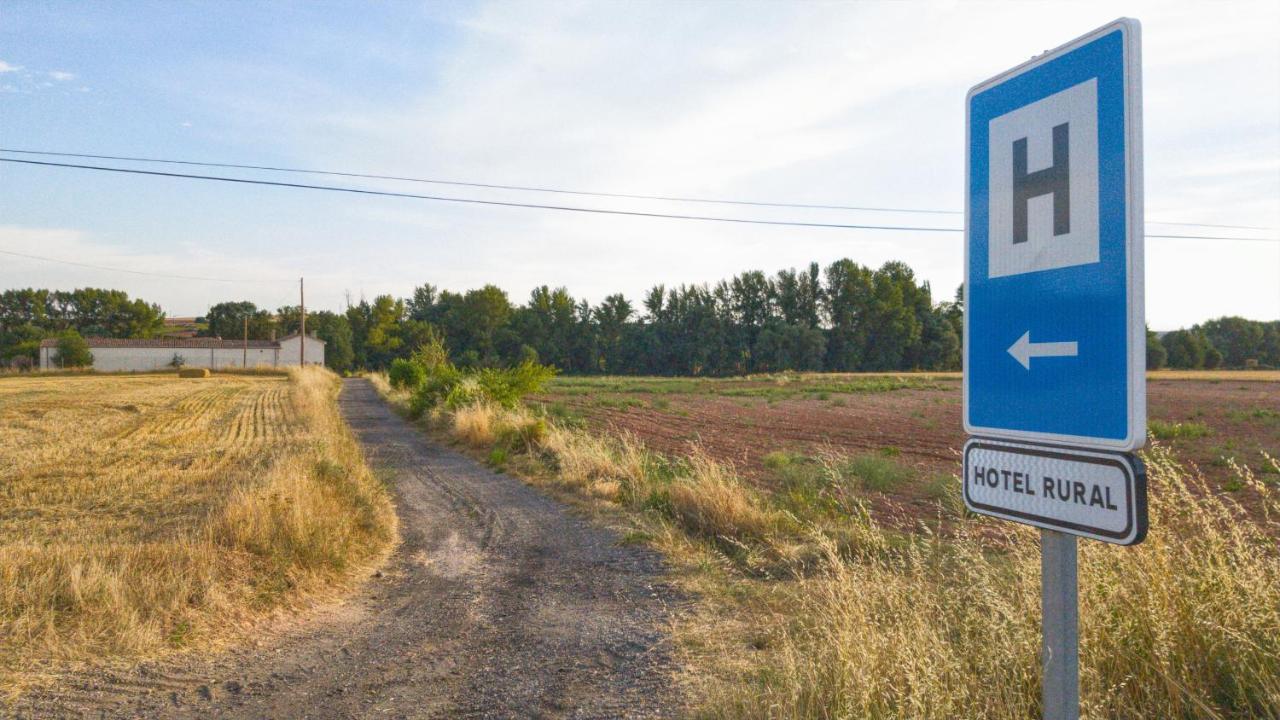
[13,378,683,719]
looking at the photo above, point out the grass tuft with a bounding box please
[1149,419,1213,440]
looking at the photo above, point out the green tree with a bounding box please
[1261,322,1280,367]
[205,301,274,340]
[1163,330,1209,369]
[1198,317,1266,368]
[1146,328,1167,370]
[445,285,512,366]
[754,322,826,372]
[823,259,875,371]
[364,295,407,369]
[299,311,355,372]
[0,288,164,358]
[406,284,439,322]
[937,284,964,352]
[54,329,93,368]
[774,263,823,328]
[594,294,633,373]
[1205,345,1224,369]
[514,286,579,370]
[914,309,961,370]
[862,262,928,371]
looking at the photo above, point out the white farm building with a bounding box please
[38,334,325,372]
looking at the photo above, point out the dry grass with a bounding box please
[1148,370,1280,381]
[451,402,500,446]
[0,368,396,694]
[705,444,1280,719]
[369,375,1280,718]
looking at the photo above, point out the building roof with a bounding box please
[39,333,324,349]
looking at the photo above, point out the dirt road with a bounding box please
[13,378,682,719]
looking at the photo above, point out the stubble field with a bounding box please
[0,370,396,696]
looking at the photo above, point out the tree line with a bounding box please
[332,259,964,375]
[0,288,165,368]
[3,260,1277,374]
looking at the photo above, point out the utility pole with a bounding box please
[300,277,306,366]
[243,315,248,368]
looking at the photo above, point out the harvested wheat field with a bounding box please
[0,369,396,696]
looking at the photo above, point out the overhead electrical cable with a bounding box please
[0,148,960,216]
[0,247,272,283]
[2,157,1278,243]
[1,147,1272,231]
[0,158,965,233]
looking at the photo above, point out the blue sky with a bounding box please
[1,0,1277,328]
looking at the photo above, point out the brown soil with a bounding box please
[536,378,1280,525]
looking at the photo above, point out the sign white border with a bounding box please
[963,18,1145,451]
[962,437,1148,545]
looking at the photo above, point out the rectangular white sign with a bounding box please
[963,438,1147,545]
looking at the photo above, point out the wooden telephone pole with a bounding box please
[243,315,248,367]
[299,277,306,366]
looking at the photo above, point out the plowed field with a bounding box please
[533,373,1280,523]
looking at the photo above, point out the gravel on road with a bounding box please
[12,378,683,719]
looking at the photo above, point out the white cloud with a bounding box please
[48,70,75,81]
[13,1,1276,326]
[0,226,311,315]
[0,60,21,73]
[277,1,1277,326]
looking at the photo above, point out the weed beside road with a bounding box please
[373,371,1280,719]
[0,369,396,695]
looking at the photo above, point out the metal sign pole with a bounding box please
[1041,529,1079,720]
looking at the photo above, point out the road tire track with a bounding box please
[11,378,682,719]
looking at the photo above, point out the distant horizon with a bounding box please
[7,273,1275,332]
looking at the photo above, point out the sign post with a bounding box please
[1041,530,1078,720]
[964,18,1146,720]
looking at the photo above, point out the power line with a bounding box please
[1147,220,1274,231]
[0,247,260,283]
[0,158,966,233]
[0,147,960,216]
[3,157,1278,244]
[2,147,1273,231]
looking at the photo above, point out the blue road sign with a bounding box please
[965,18,1145,451]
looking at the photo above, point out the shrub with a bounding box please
[54,330,93,368]
[408,364,464,418]
[487,447,508,468]
[495,416,548,453]
[763,450,796,470]
[388,358,427,390]
[1149,419,1212,440]
[409,329,450,373]
[843,454,914,492]
[410,360,556,415]
[444,375,488,410]
[474,361,558,408]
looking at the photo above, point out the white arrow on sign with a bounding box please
[1008,331,1078,370]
